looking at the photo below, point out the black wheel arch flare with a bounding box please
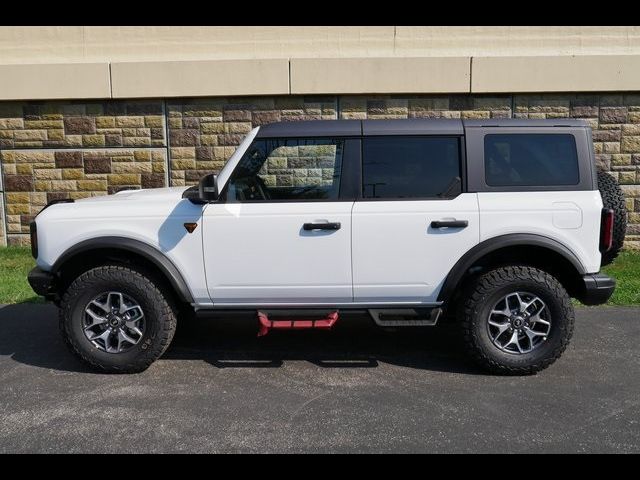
[437,233,587,303]
[51,237,195,304]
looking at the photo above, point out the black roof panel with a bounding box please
[463,118,589,127]
[255,120,361,138]
[362,118,463,135]
[254,118,589,138]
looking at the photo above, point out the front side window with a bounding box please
[225,138,344,202]
[362,136,462,199]
[484,134,579,187]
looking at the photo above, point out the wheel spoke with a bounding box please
[129,326,144,337]
[84,310,107,329]
[106,292,125,313]
[524,327,547,339]
[89,328,111,343]
[531,312,550,326]
[117,330,138,351]
[91,299,109,313]
[489,320,511,338]
[123,305,144,322]
[514,292,526,313]
[503,331,524,353]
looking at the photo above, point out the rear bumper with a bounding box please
[27,267,57,300]
[577,273,616,306]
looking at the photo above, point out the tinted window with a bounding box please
[484,134,579,187]
[362,137,462,199]
[225,138,343,202]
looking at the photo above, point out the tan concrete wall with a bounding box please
[0,63,111,101]
[1,27,640,100]
[111,59,290,98]
[473,55,640,93]
[2,27,640,64]
[290,57,470,94]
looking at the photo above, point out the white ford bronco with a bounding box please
[28,119,625,375]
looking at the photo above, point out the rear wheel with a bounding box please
[597,170,627,266]
[59,265,177,373]
[458,266,574,375]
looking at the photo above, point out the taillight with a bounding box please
[29,221,38,259]
[600,208,614,253]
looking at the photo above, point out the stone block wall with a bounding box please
[0,94,639,249]
[167,97,337,186]
[1,149,167,244]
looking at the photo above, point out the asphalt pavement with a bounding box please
[0,303,638,453]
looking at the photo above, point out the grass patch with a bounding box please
[600,250,640,306]
[0,247,43,304]
[0,246,638,306]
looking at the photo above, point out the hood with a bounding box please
[74,186,190,204]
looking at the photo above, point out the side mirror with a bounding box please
[198,173,219,202]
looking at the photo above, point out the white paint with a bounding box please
[351,194,480,303]
[202,201,354,304]
[478,191,602,274]
[34,186,211,304]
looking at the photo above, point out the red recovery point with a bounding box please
[257,311,339,337]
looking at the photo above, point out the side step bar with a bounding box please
[368,308,442,327]
[257,310,339,337]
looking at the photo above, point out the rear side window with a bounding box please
[362,137,462,199]
[484,134,579,187]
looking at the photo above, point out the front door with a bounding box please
[203,136,355,306]
[352,135,480,304]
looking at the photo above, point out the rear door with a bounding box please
[352,133,480,304]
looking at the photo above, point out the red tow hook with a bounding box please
[257,311,339,337]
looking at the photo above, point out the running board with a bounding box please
[257,310,339,337]
[368,308,442,327]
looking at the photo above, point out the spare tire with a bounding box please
[597,170,627,266]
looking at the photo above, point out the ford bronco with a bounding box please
[27,119,625,374]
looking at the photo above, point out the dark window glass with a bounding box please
[362,137,462,199]
[225,138,343,202]
[484,134,579,187]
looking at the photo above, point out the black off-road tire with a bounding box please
[597,170,627,266]
[458,266,574,375]
[59,265,177,373]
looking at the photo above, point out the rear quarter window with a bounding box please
[484,134,579,187]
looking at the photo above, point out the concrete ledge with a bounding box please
[2,54,640,100]
[472,55,640,93]
[291,57,471,94]
[111,59,290,98]
[0,63,111,100]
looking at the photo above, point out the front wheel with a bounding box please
[458,266,574,375]
[59,265,177,373]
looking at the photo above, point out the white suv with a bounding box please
[28,119,623,375]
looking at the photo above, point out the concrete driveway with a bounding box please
[0,304,638,453]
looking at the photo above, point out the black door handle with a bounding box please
[431,220,468,229]
[303,222,341,231]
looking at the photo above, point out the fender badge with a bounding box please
[184,222,198,233]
